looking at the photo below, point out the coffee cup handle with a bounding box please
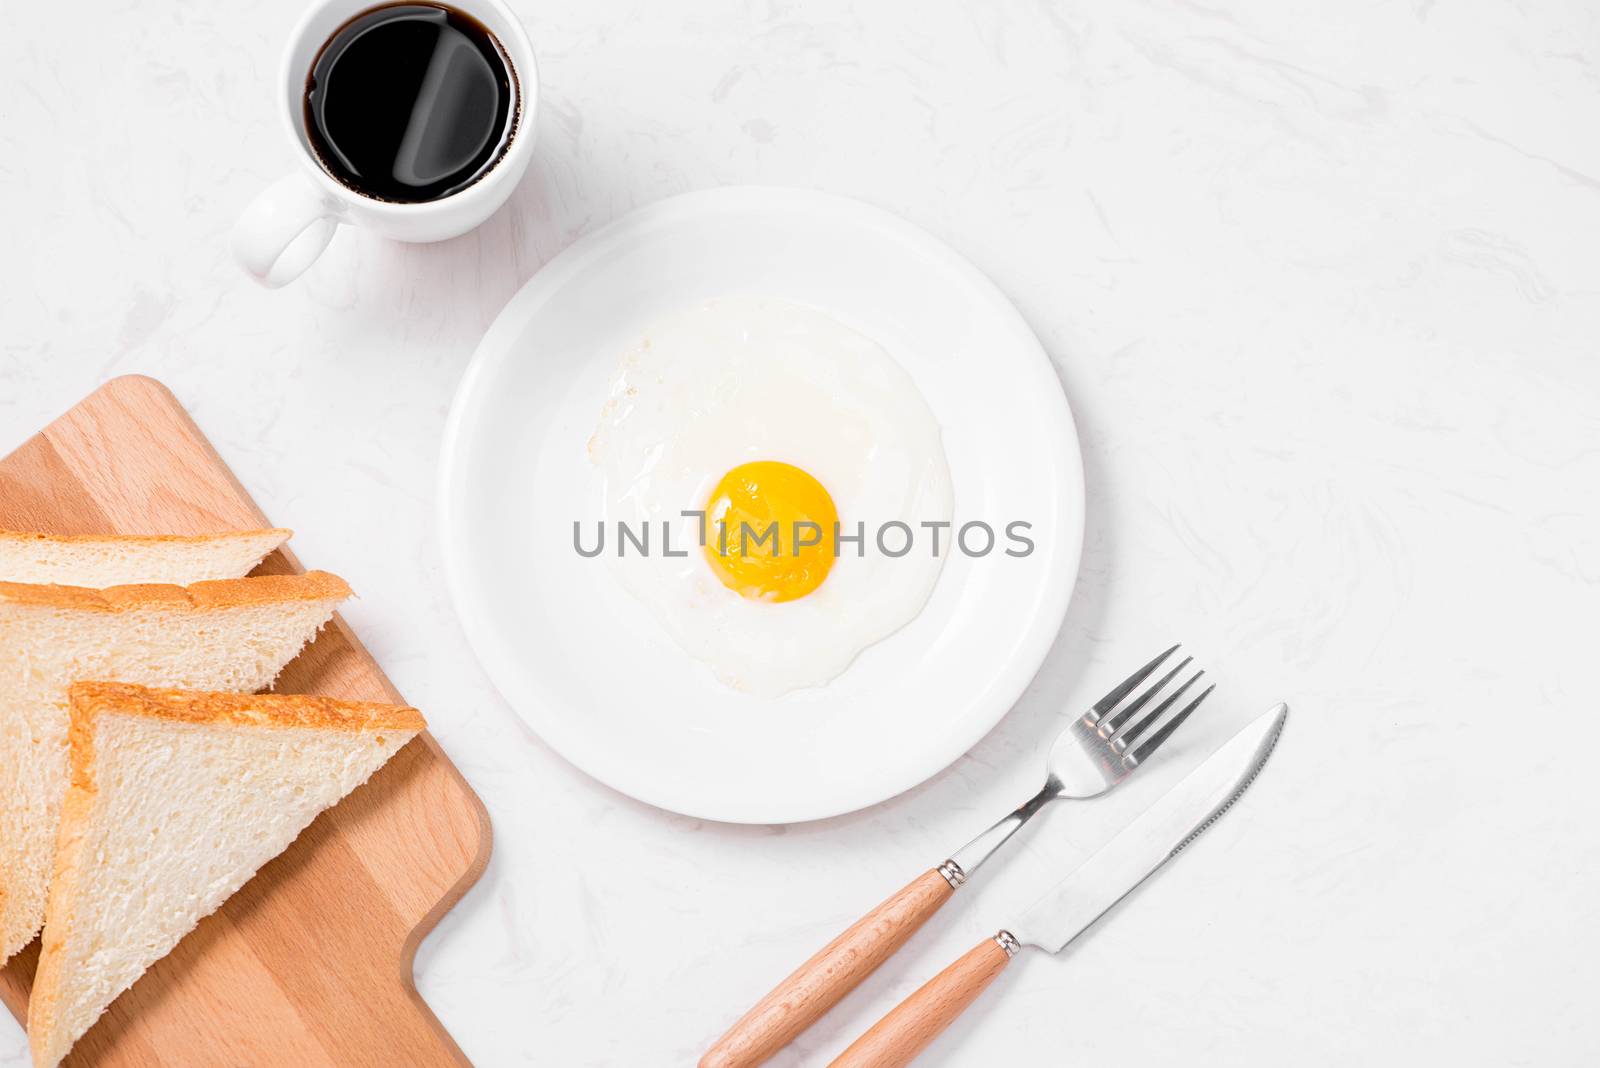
[232,172,342,288]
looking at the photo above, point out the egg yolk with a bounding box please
[704,461,838,602]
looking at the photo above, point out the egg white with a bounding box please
[589,296,953,696]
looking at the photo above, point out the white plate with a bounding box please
[438,187,1083,823]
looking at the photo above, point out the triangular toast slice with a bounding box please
[0,572,351,964]
[0,527,290,585]
[28,682,425,1068]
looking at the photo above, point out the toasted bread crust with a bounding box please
[0,570,350,612]
[30,733,94,1068]
[0,527,290,547]
[68,683,426,785]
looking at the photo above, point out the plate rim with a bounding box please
[438,185,1084,823]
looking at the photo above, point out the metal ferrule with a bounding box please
[936,859,967,889]
[994,930,1021,957]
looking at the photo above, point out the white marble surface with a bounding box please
[3,0,1598,1064]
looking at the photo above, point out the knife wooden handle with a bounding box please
[827,935,1014,1068]
[699,868,956,1068]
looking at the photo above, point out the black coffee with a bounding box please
[305,3,517,203]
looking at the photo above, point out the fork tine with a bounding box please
[1114,669,1203,747]
[1092,644,1180,716]
[1104,656,1193,733]
[1130,682,1215,764]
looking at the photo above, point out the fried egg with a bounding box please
[588,296,953,696]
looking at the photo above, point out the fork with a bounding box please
[699,645,1214,1068]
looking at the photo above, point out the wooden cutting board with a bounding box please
[0,376,492,1066]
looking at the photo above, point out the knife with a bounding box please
[828,702,1287,1068]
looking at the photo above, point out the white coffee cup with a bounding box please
[232,0,538,287]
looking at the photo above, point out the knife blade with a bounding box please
[1011,700,1286,953]
[829,702,1287,1068]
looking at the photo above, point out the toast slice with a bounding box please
[0,572,351,965]
[28,683,425,1068]
[0,527,290,585]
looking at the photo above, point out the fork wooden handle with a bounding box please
[827,936,1014,1068]
[699,868,956,1068]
